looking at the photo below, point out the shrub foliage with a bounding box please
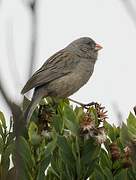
[0,98,136,180]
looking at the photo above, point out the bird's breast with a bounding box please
[46,59,95,97]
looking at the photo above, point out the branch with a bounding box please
[22,0,38,77]
[112,103,123,126]
[6,20,21,88]
[121,0,136,27]
[29,4,37,77]
[0,79,13,110]
[0,79,25,180]
[134,106,136,116]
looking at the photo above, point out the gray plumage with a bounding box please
[21,37,102,124]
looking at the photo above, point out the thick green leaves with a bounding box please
[127,112,136,128]
[104,121,120,142]
[57,135,75,164]
[18,136,35,170]
[120,122,130,145]
[0,137,4,153]
[100,149,112,169]
[0,111,6,129]
[52,114,64,134]
[28,122,41,146]
[37,139,56,180]
[63,104,79,135]
[0,111,6,140]
[81,139,100,165]
[1,102,136,180]
[114,169,127,180]
[127,112,136,140]
[36,155,51,180]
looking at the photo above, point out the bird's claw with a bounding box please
[81,102,98,109]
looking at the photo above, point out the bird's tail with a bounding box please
[24,89,47,125]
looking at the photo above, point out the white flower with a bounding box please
[95,127,107,144]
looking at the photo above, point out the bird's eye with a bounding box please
[86,41,95,49]
[86,41,91,45]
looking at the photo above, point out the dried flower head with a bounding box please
[41,130,51,139]
[124,146,132,159]
[38,104,54,133]
[80,113,95,132]
[80,112,107,144]
[95,127,107,144]
[109,143,121,161]
[80,113,95,139]
[95,103,108,121]
[122,159,133,169]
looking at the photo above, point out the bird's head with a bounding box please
[67,37,102,59]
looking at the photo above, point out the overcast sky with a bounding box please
[0,0,136,125]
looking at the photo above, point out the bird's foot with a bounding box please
[68,98,98,109]
[81,102,98,109]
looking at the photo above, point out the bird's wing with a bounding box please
[21,49,78,94]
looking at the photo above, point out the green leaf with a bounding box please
[5,142,15,158]
[0,111,6,129]
[28,122,41,145]
[0,162,10,180]
[0,139,14,179]
[114,169,127,180]
[127,167,136,179]
[0,124,4,137]
[81,139,100,166]
[63,104,79,135]
[45,139,57,157]
[94,169,105,180]
[120,122,130,145]
[64,118,79,135]
[57,135,75,167]
[31,134,42,146]
[104,121,116,141]
[49,165,60,179]
[127,112,136,129]
[0,155,10,178]
[112,160,122,170]
[18,136,35,170]
[83,161,96,179]
[52,114,64,134]
[36,139,56,180]
[81,140,100,179]
[63,104,77,122]
[73,137,81,178]
[125,113,136,141]
[20,165,34,180]
[74,106,84,122]
[45,167,61,180]
[7,132,15,145]
[28,122,38,135]
[0,137,4,153]
[102,167,113,180]
[100,148,112,169]
[36,155,51,180]
[128,126,136,137]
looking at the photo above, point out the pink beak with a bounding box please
[95,43,103,51]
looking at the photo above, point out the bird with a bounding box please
[21,37,102,124]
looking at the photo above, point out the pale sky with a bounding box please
[0,0,136,125]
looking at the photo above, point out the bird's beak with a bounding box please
[95,43,103,51]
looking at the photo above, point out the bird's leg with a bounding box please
[68,98,96,109]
